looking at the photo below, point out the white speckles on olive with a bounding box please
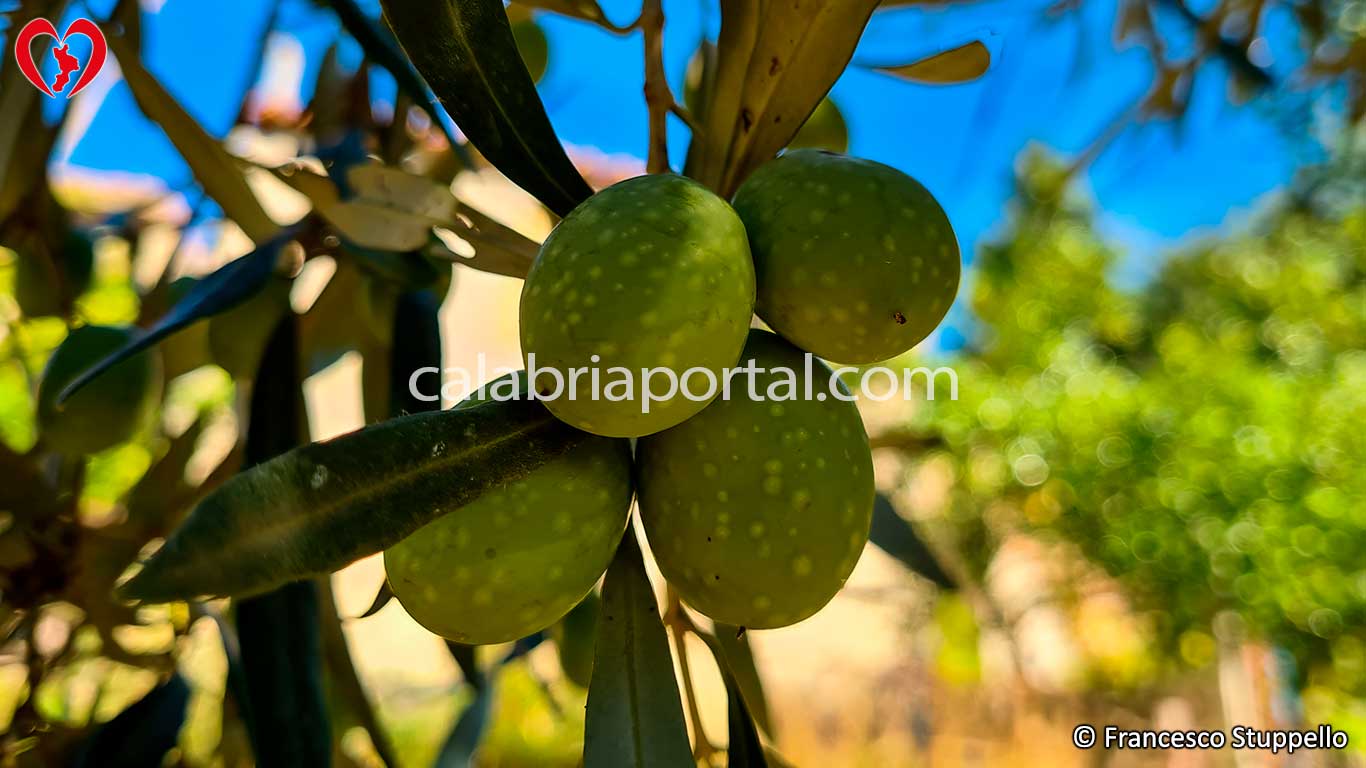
[637,331,874,629]
[733,149,960,363]
[520,174,754,437]
[385,374,632,645]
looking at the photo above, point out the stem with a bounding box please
[640,0,671,173]
[664,589,719,764]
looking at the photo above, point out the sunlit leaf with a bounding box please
[511,0,616,29]
[117,398,593,602]
[381,0,594,216]
[56,234,292,405]
[686,0,880,195]
[106,33,279,242]
[872,40,992,84]
[583,529,693,768]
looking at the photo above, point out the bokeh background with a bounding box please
[2,0,1365,765]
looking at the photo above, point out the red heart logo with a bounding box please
[13,17,107,99]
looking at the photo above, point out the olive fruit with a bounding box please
[519,174,755,437]
[733,149,960,363]
[384,373,632,644]
[637,330,874,628]
[37,324,162,455]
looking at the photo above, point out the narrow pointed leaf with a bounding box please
[687,0,879,194]
[56,235,289,405]
[322,0,465,153]
[872,40,991,84]
[380,0,594,216]
[354,579,394,620]
[869,494,955,589]
[428,206,540,279]
[273,166,436,252]
[512,0,616,29]
[724,672,768,768]
[117,397,591,603]
[434,678,495,768]
[710,624,774,737]
[318,579,400,768]
[72,673,191,768]
[106,33,279,242]
[237,583,331,767]
[583,529,692,768]
[233,314,332,768]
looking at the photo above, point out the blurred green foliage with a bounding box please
[911,147,1366,727]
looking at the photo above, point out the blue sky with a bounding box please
[6,0,1332,349]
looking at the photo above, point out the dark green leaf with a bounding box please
[354,579,394,620]
[106,33,279,242]
[380,0,594,217]
[870,494,955,589]
[583,528,692,768]
[391,289,444,417]
[724,672,768,768]
[117,397,592,602]
[433,677,495,768]
[72,673,191,768]
[710,624,774,738]
[322,0,466,155]
[237,582,331,768]
[234,314,332,768]
[56,234,290,405]
[319,579,400,768]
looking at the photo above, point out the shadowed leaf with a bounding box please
[56,235,291,405]
[117,398,592,602]
[872,40,992,84]
[72,673,191,768]
[322,0,465,153]
[724,671,769,768]
[710,624,775,738]
[583,529,692,768]
[355,580,394,620]
[380,0,594,216]
[106,33,278,242]
[870,494,955,589]
[233,314,331,768]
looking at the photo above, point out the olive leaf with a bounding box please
[56,233,292,405]
[273,165,438,252]
[353,580,394,620]
[71,673,191,768]
[117,397,592,603]
[511,0,618,29]
[380,0,594,217]
[869,494,955,589]
[106,33,279,242]
[583,528,693,768]
[232,314,332,768]
[686,0,880,195]
[710,624,775,737]
[871,40,992,84]
[724,671,769,768]
[321,0,465,152]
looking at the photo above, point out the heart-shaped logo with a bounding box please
[13,17,107,98]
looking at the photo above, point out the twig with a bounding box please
[664,588,720,764]
[639,0,670,173]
